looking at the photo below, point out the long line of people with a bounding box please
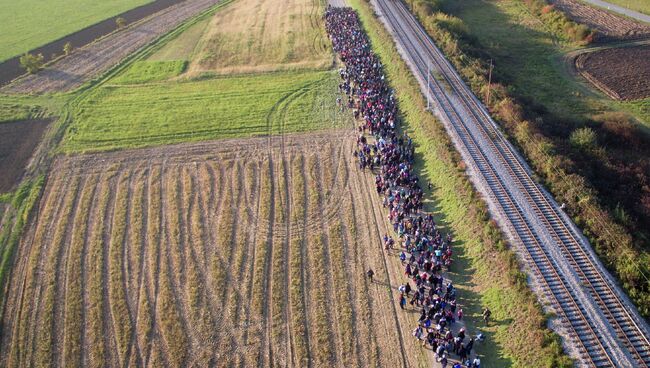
[325,7,483,368]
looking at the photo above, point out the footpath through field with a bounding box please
[370,0,650,366]
[326,6,486,367]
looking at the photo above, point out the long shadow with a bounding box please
[401,139,514,367]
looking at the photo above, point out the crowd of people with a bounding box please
[325,7,485,367]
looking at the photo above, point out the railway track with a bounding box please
[373,0,650,366]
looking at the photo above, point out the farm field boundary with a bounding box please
[0,0,186,86]
[2,0,226,94]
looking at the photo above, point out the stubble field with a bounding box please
[0,131,433,367]
[186,0,332,74]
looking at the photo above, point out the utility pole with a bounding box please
[426,59,431,110]
[485,59,493,106]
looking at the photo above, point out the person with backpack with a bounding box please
[482,307,492,325]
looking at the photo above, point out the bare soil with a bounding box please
[0,131,437,367]
[0,119,51,193]
[2,0,221,94]
[548,0,650,41]
[575,45,650,100]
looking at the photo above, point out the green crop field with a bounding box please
[0,0,151,62]
[111,60,187,84]
[64,70,349,153]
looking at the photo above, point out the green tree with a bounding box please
[19,53,45,74]
[116,17,127,29]
[63,42,73,56]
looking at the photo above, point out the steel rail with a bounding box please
[387,1,650,365]
[373,1,617,365]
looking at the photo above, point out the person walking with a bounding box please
[367,268,375,283]
[440,354,448,368]
[466,337,474,355]
[399,293,407,310]
[482,307,491,325]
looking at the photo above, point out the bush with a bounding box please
[570,127,597,149]
[433,12,469,38]
[19,52,44,74]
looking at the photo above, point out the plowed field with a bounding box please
[0,131,433,367]
[548,0,650,41]
[576,45,650,100]
[0,119,50,192]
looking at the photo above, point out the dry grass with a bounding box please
[187,0,332,75]
[63,174,98,367]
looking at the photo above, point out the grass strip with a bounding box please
[271,160,287,353]
[34,175,80,367]
[343,193,380,367]
[87,171,116,366]
[159,167,190,366]
[248,159,273,367]
[108,172,134,363]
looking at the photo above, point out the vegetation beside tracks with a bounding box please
[400,0,650,318]
[349,0,574,365]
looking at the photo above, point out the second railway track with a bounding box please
[372,0,650,366]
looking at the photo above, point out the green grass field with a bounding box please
[110,60,187,84]
[64,70,349,152]
[588,0,650,15]
[0,0,152,62]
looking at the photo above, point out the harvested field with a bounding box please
[1,0,222,94]
[0,119,50,193]
[187,0,332,74]
[548,0,650,41]
[0,131,436,367]
[576,45,650,100]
